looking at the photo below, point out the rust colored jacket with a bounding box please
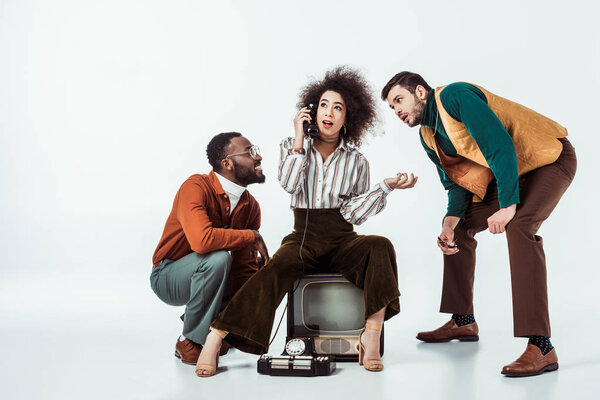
[152,171,260,294]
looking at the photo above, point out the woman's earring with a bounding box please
[342,125,347,136]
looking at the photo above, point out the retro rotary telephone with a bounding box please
[257,338,335,376]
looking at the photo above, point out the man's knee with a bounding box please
[454,221,477,239]
[193,250,232,277]
[506,217,539,239]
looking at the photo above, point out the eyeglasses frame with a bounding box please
[225,145,261,160]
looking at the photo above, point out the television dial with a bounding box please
[285,339,306,356]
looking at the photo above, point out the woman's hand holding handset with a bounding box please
[292,107,312,150]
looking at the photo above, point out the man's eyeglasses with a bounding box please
[226,145,261,160]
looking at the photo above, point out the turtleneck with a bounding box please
[215,172,246,214]
[421,88,440,130]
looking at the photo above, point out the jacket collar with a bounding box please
[208,170,226,195]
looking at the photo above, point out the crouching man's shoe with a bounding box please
[175,338,202,365]
[416,319,479,343]
[501,344,558,377]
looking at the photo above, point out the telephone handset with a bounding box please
[303,103,319,138]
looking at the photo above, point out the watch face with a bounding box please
[285,338,306,356]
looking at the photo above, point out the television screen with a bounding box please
[301,281,365,332]
[287,274,383,361]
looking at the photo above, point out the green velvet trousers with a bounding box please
[212,208,401,355]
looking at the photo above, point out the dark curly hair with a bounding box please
[206,132,241,171]
[297,66,377,148]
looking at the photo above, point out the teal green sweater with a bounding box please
[419,83,520,218]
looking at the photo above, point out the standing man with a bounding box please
[381,72,576,377]
[151,132,269,365]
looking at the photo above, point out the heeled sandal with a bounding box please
[358,323,383,372]
[195,328,228,377]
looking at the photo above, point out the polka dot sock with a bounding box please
[452,314,475,326]
[528,336,553,355]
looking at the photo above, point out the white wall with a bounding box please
[0,0,598,385]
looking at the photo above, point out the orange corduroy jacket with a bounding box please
[152,170,261,294]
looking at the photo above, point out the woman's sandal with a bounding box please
[195,328,228,377]
[358,323,383,372]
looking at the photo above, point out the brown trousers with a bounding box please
[441,138,577,337]
[212,208,401,354]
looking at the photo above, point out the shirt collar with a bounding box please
[338,137,350,151]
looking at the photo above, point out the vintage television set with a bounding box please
[286,273,384,362]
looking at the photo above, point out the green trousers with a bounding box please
[150,251,232,345]
[212,208,401,354]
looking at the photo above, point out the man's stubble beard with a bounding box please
[233,161,266,186]
[408,95,426,127]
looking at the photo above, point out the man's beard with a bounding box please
[233,161,266,186]
[408,95,426,127]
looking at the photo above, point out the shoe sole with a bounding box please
[175,348,223,364]
[502,362,559,377]
[174,350,197,365]
[416,335,479,343]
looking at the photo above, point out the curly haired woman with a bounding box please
[196,66,418,376]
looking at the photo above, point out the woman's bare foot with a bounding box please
[195,331,223,377]
[361,328,382,371]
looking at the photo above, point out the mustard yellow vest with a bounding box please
[420,84,568,201]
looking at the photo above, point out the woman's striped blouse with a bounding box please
[278,137,392,225]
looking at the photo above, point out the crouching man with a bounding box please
[150,132,269,365]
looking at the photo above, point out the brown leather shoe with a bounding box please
[416,319,479,343]
[174,338,202,365]
[501,344,559,377]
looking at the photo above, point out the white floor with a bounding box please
[1,271,599,400]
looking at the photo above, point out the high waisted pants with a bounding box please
[212,208,401,354]
[440,138,577,337]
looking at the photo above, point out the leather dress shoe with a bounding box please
[175,338,202,365]
[416,319,479,343]
[502,344,558,377]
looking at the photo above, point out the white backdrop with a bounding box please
[1,1,598,399]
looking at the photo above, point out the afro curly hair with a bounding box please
[297,66,377,148]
